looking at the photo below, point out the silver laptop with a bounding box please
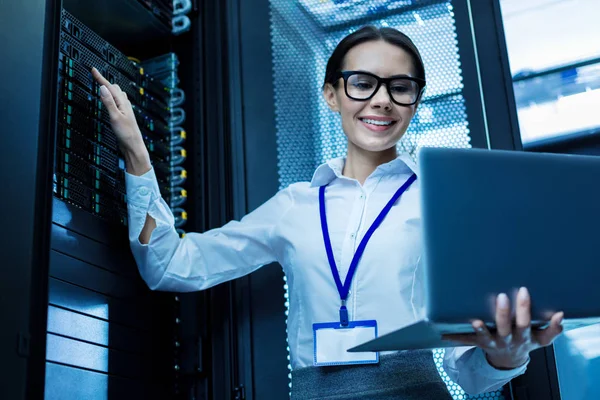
[350,147,600,353]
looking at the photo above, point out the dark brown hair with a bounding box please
[323,26,425,88]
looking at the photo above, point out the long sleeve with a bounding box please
[443,346,529,395]
[411,257,529,395]
[125,167,293,292]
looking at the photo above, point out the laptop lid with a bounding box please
[419,147,600,325]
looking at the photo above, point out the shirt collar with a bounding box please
[309,153,419,188]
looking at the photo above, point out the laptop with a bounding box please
[349,147,600,353]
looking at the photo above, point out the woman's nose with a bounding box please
[369,85,393,110]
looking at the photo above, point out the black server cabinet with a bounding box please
[0,0,245,399]
[0,0,60,398]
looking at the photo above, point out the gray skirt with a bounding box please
[290,350,453,400]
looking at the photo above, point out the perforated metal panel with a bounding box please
[269,1,501,399]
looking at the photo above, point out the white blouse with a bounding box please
[125,154,528,395]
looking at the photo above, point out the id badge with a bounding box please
[313,320,379,366]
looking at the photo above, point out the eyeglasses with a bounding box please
[334,71,426,106]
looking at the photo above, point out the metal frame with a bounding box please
[0,0,60,398]
[179,0,291,398]
[185,0,237,397]
[179,0,272,397]
[224,1,256,399]
[168,4,212,398]
[231,0,292,398]
[452,0,523,151]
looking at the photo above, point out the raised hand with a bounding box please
[91,67,151,175]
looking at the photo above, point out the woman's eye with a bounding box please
[352,82,374,90]
[391,85,410,93]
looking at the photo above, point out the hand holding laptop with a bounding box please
[349,148,600,358]
[443,287,564,369]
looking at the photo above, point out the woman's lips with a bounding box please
[359,118,398,132]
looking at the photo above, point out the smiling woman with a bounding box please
[322,29,426,184]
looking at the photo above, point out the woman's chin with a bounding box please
[349,139,399,154]
[351,132,405,151]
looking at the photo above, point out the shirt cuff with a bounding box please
[125,167,162,208]
[472,347,530,380]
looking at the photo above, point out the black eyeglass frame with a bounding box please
[334,70,427,106]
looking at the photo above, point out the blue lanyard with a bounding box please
[319,173,417,326]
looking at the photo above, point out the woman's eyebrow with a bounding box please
[350,70,414,78]
[388,73,414,78]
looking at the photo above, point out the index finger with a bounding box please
[92,67,111,87]
[515,287,532,341]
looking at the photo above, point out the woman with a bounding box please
[92,26,564,399]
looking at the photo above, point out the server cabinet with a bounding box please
[1,0,239,398]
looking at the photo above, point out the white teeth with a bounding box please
[361,118,393,126]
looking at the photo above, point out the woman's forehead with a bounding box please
[343,40,415,78]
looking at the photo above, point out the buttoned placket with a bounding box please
[323,160,402,324]
[337,173,385,322]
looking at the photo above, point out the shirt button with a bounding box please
[350,233,356,239]
[139,187,149,196]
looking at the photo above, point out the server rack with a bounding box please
[1,0,242,398]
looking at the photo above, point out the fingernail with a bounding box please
[498,293,509,309]
[557,312,564,325]
[518,287,530,301]
[100,85,109,97]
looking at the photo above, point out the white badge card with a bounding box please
[313,320,379,366]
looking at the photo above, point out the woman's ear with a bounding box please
[322,83,340,113]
